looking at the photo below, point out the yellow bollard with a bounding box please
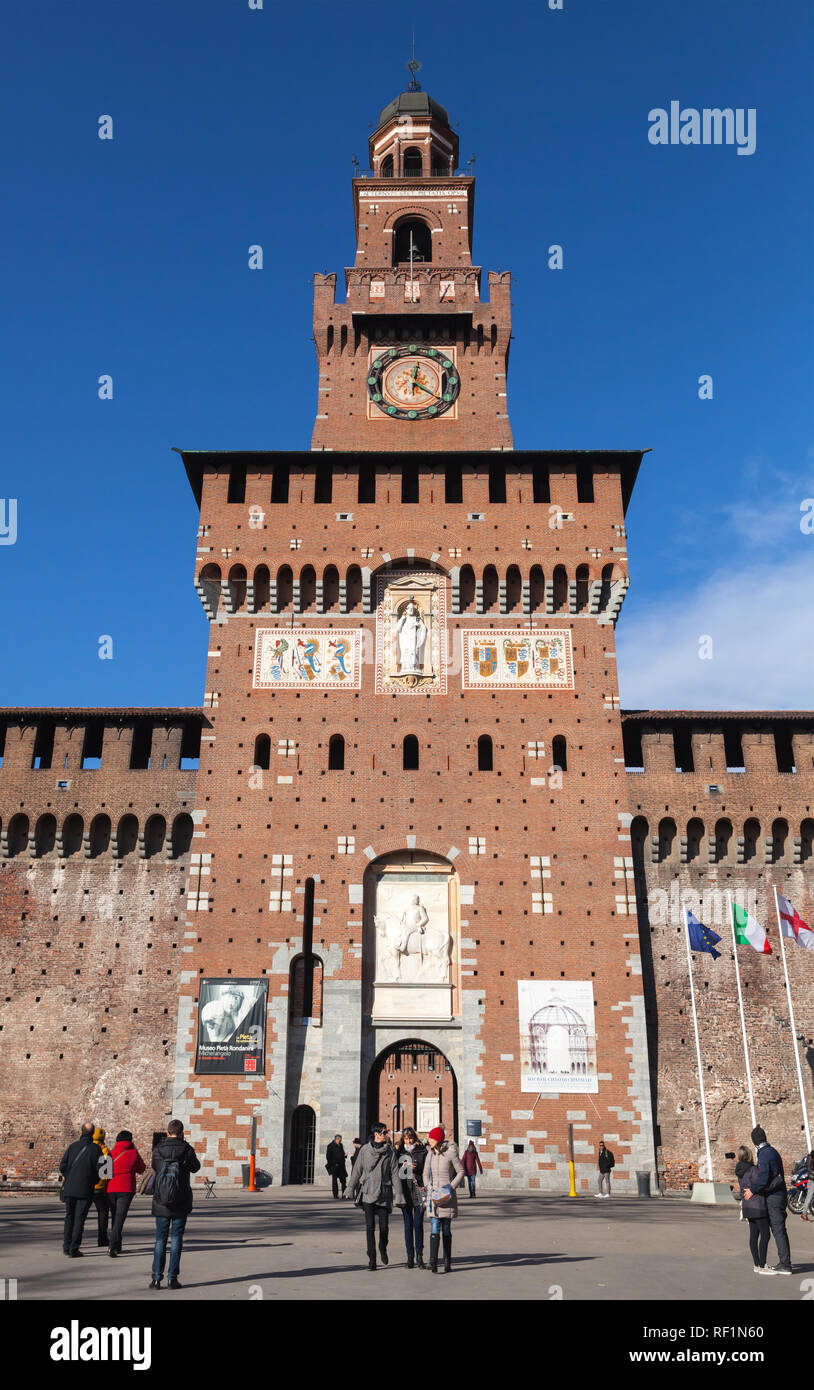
[568,1159,577,1197]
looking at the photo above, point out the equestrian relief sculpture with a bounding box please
[375,892,451,983]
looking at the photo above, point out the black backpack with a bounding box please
[155,1157,182,1206]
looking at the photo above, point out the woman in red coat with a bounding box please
[106,1130,146,1256]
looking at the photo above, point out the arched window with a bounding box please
[171,813,194,859]
[198,563,221,620]
[657,817,677,863]
[600,563,616,609]
[505,565,522,612]
[575,564,589,612]
[323,565,339,612]
[61,814,83,858]
[143,815,166,859]
[299,565,316,612]
[403,735,419,771]
[714,818,732,863]
[116,814,138,859]
[458,564,476,613]
[329,734,345,770]
[403,147,423,176]
[482,565,499,612]
[552,564,568,613]
[289,953,324,1026]
[552,735,567,773]
[686,818,704,863]
[346,565,363,612]
[254,734,271,770]
[89,814,111,859]
[394,218,432,264]
[253,565,270,611]
[743,818,760,863]
[477,735,493,771]
[800,818,814,864]
[7,814,29,857]
[771,818,788,864]
[381,153,394,178]
[34,814,56,858]
[228,564,247,612]
[630,815,649,867]
[529,566,545,613]
[276,564,293,611]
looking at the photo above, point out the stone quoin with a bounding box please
[0,79,811,1193]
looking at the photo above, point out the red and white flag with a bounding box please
[776,892,814,951]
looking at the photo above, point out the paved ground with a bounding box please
[2,1190,812,1302]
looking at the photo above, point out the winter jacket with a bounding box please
[735,1160,768,1218]
[326,1141,347,1179]
[93,1128,110,1191]
[150,1137,201,1218]
[462,1144,483,1177]
[59,1133,103,1200]
[346,1140,403,1210]
[108,1140,146,1195]
[750,1143,786,1197]
[425,1141,465,1220]
[598,1147,615,1174]
[396,1141,427,1206]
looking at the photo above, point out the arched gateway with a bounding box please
[367,1040,458,1142]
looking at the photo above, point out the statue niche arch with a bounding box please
[363,850,459,1022]
[367,1038,458,1142]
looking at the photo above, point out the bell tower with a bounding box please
[311,71,513,453]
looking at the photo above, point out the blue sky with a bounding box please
[1,0,811,709]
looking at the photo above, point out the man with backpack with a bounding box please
[150,1119,201,1290]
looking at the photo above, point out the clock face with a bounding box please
[367,346,460,420]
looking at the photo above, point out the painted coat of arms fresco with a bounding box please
[461,629,574,690]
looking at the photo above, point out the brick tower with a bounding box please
[170,76,656,1192]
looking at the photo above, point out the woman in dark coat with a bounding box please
[326,1135,348,1199]
[395,1127,427,1269]
[735,1144,770,1272]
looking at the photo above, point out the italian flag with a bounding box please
[776,892,814,950]
[733,902,771,954]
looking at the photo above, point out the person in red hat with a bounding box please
[425,1126,465,1273]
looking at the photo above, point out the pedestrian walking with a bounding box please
[107,1130,146,1256]
[734,1144,770,1273]
[346,1122,403,1271]
[462,1139,483,1197]
[149,1119,201,1289]
[58,1122,103,1258]
[595,1141,615,1199]
[350,1138,362,1170]
[742,1126,793,1275]
[395,1127,427,1268]
[425,1126,465,1274]
[326,1133,348,1199]
[91,1127,112,1246]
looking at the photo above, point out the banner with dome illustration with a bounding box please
[517,980,598,1093]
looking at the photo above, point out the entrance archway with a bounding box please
[289,1105,316,1183]
[367,1040,458,1143]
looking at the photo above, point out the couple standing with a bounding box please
[734,1125,793,1276]
[347,1122,464,1273]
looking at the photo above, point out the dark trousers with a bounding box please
[401,1201,424,1258]
[92,1192,109,1243]
[467,1174,477,1197]
[107,1192,133,1250]
[62,1197,92,1254]
[331,1171,346,1198]
[152,1214,188,1283]
[766,1191,791,1268]
[747,1216,770,1267]
[362,1203,389,1264]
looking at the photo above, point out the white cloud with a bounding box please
[617,555,814,710]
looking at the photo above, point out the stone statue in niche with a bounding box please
[395,599,428,676]
[375,890,451,983]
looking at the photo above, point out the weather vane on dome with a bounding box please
[406,32,422,91]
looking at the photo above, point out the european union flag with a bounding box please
[687,910,722,960]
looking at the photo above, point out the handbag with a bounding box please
[432,1184,453,1207]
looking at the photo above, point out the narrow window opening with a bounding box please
[478,735,493,771]
[227,461,246,504]
[403,735,419,771]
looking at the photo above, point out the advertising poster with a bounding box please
[195,979,268,1075]
[517,980,598,1093]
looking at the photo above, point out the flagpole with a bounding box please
[727,892,756,1128]
[773,884,812,1151]
[682,902,714,1182]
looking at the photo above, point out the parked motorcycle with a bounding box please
[787,1153,814,1218]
